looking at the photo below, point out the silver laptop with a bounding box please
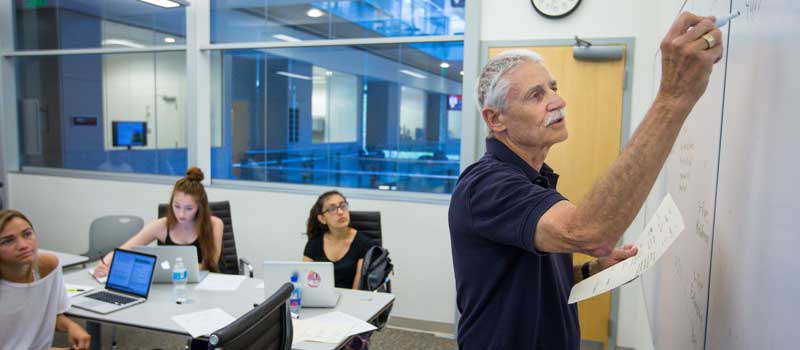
[132,245,208,283]
[72,248,157,314]
[263,261,340,308]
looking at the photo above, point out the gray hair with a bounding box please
[475,49,543,112]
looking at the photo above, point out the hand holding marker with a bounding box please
[714,11,741,28]
[700,11,739,53]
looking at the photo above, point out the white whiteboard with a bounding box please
[707,0,800,348]
[640,1,800,349]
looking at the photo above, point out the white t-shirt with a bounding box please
[0,260,70,350]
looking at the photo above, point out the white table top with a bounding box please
[63,269,395,350]
[41,249,89,268]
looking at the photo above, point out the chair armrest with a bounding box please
[239,258,254,278]
[187,336,209,350]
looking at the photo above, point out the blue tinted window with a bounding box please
[210,0,465,44]
[14,0,185,50]
[16,53,187,175]
[210,42,463,193]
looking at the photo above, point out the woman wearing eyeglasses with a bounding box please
[304,191,375,350]
[303,190,373,290]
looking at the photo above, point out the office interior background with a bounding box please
[0,1,697,349]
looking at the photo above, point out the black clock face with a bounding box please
[531,0,582,19]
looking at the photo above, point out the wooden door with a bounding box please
[489,45,627,349]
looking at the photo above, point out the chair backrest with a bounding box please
[349,211,382,247]
[158,200,240,274]
[360,246,393,292]
[85,215,144,261]
[350,211,393,331]
[359,245,394,331]
[208,282,293,350]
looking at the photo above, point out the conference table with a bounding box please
[42,249,89,268]
[63,268,395,350]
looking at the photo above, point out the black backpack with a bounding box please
[359,245,393,293]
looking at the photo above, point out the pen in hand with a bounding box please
[714,10,741,28]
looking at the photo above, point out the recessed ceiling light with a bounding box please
[306,8,325,18]
[399,69,427,79]
[276,71,312,80]
[440,62,450,68]
[138,0,181,8]
[101,39,146,48]
[272,34,302,42]
[164,37,176,43]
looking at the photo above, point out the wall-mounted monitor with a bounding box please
[447,94,462,111]
[112,121,147,147]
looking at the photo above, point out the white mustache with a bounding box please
[544,108,566,127]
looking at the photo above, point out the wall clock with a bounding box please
[530,0,582,19]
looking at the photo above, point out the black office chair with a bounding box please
[158,200,253,277]
[190,283,293,350]
[349,211,393,330]
[349,211,382,247]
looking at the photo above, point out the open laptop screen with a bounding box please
[106,249,157,298]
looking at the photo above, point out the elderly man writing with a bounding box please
[449,12,724,349]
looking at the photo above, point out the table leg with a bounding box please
[86,321,102,350]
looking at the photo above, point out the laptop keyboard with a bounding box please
[86,291,137,305]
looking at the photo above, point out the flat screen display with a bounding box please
[447,94,462,110]
[112,121,147,147]
[106,249,156,298]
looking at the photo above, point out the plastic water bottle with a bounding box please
[289,272,302,314]
[172,257,188,304]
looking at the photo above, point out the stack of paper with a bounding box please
[568,194,686,304]
[86,268,107,284]
[171,308,237,338]
[292,311,377,346]
[194,273,247,291]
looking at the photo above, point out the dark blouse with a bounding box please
[303,231,374,289]
[158,226,203,264]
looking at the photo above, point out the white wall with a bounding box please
[399,86,426,140]
[102,20,187,150]
[326,71,358,143]
[481,0,684,348]
[103,51,186,150]
[7,173,456,324]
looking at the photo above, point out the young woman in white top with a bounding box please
[0,209,91,350]
[93,167,224,278]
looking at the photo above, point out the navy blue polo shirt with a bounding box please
[449,138,580,350]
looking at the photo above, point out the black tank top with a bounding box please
[158,226,203,264]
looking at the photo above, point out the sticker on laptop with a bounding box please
[307,271,321,288]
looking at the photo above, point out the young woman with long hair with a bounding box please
[93,167,223,278]
[303,190,374,290]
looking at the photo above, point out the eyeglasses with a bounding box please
[323,202,349,215]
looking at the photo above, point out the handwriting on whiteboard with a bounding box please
[745,0,765,21]
[679,143,695,192]
[568,194,686,303]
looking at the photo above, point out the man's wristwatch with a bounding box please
[581,261,591,280]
